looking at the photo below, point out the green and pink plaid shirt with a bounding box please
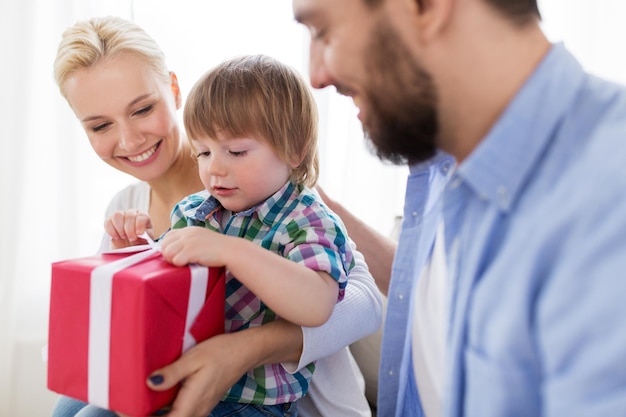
[170,181,353,405]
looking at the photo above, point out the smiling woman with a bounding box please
[3,0,626,416]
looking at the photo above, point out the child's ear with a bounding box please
[289,155,304,169]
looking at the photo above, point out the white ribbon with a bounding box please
[183,265,208,352]
[88,236,208,408]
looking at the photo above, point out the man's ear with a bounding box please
[413,0,454,42]
[170,71,182,109]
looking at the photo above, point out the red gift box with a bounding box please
[47,246,225,417]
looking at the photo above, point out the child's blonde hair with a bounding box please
[184,54,319,187]
[53,15,170,98]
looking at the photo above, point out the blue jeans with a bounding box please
[51,396,296,417]
[209,401,297,417]
[50,396,115,417]
[50,396,166,417]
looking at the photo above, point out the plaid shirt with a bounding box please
[170,181,354,405]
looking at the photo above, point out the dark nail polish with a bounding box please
[149,374,164,385]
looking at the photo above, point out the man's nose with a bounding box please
[309,42,333,90]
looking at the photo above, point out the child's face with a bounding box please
[192,133,293,212]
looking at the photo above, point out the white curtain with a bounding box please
[0,1,134,415]
[2,0,626,415]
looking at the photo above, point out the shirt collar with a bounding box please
[456,43,586,212]
[408,150,455,177]
[185,181,300,225]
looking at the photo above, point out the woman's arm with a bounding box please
[288,243,384,371]
[280,186,392,372]
[145,319,304,417]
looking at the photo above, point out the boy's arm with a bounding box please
[221,236,339,327]
[160,227,340,327]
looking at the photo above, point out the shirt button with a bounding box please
[398,293,404,301]
[497,186,510,207]
[388,370,394,376]
[412,211,418,217]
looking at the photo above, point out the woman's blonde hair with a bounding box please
[53,15,169,98]
[184,54,319,187]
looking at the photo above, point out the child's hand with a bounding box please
[160,227,231,267]
[104,209,154,249]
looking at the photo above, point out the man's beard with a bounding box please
[361,18,439,165]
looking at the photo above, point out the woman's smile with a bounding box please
[123,140,162,166]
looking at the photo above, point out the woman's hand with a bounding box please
[144,320,303,417]
[104,209,154,249]
[144,333,245,417]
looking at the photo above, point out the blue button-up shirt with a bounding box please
[378,43,626,417]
